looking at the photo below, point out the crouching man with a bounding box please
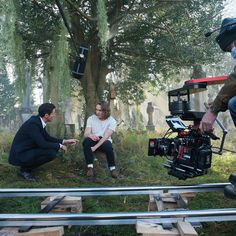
[9,103,78,180]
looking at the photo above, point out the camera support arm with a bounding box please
[213,118,228,155]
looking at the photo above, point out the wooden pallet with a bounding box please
[137,220,198,236]
[137,193,198,236]
[148,193,192,211]
[0,196,83,235]
[41,196,82,213]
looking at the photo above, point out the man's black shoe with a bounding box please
[17,171,37,181]
[229,173,236,185]
[224,184,236,199]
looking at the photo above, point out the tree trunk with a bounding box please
[68,2,111,127]
[81,47,108,122]
[21,66,32,123]
[44,52,65,138]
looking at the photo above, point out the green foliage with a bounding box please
[49,23,71,106]
[97,0,109,58]
[0,131,14,165]
[13,33,27,99]
[0,0,63,104]
[0,0,28,99]
[12,0,59,59]
[116,65,146,104]
[0,0,34,103]
[0,73,18,124]
[110,0,225,102]
[0,0,16,68]
[7,0,226,113]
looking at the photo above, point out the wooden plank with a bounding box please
[19,196,65,233]
[0,227,64,236]
[136,221,180,235]
[149,195,177,212]
[171,194,188,209]
[151,193,191,211]
[177,222,198,236]
[154,195,165,211]
[180,193,196,199]
[43,196,81,205]
[145,193,198,236]
[142,234,179,236]
[148,199,158,211]
[41,196,82,213]
[162,197,176,203]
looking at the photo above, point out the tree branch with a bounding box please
[108,0,136,31]
[114,47,184,66]
[31,0,57,18]
[65,0,97,21]
[125,1,185,16]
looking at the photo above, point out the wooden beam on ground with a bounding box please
[0,226,64,236]
[142,193,199,236]
[136,220,180,235]
[177,222,198,236]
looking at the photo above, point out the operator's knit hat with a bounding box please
[216,17,236,51]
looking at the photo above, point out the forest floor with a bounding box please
[0,130,236,235]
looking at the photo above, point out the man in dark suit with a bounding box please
[9,103,78,180]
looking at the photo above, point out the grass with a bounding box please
[0,130,236,235]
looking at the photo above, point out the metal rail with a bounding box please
[1,208,236,226]
[0,183,233,227]
[0,183,229,197]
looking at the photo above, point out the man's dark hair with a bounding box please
[97,101,110,119]
[38,103,56,117]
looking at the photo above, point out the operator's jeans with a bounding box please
[82,137,116,167]
[228,96,236,126]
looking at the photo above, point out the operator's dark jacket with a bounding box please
[9,115,62,166]
[212,66,236,113]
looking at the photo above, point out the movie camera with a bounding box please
[148,77,228,180]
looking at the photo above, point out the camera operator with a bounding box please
[199,18,236,199]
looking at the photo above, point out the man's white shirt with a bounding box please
[86,115,117,142]
[40,117,46,128]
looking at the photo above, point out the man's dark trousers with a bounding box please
[82,137,115,167]
[18,149,58,172]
